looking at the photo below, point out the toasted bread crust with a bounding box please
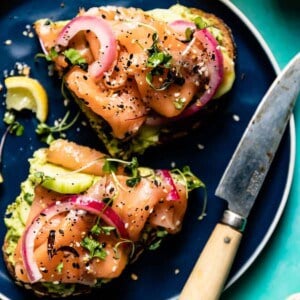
[2,240,15,280]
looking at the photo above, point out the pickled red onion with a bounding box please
[21,195,128,283]
[56,16,117,79]
[145,27,223,125]
[157,169,180,201]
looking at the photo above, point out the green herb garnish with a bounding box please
[56,262,64,274]
[185,27,194,42]
[102,159,118,174]
[146,33,174,91]
[81,236,107,260]
[113,238,135,259]
[148,228,168,250]
[193,16,207,29]
[172,166,207,220]
[173,97,186,110]
[63,48,87,66]
[103,157,142,188]
[3,111,24,136]
[35,110,79,144]
[0,111,25,183]
[91,224,116,236]
[147,51,172,69]
[35,46,59,62]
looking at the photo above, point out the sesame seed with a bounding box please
[197,144,205,150]
[63,98,70,106]
[233,114,240,122]
[131,273,138,281]
[112,265,117,272]
[4,40,12,45]
[174,268,180,275]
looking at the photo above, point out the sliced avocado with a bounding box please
[31,163,96,194]
[213,50,236,99]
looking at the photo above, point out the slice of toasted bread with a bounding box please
[35,5,236,159]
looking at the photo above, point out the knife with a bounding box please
[179,52,300,300]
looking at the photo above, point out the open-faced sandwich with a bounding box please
[3,139,203,297]
[34,4,236,158]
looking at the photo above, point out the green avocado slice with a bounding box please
[30,163,96,194]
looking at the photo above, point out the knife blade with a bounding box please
[179,52,300,300]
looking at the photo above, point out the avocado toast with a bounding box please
[34,4,236,159]
[3,139,203,297]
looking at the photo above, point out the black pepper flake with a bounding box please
[72,262,80,269]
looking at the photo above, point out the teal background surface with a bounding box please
[223,0,300,299]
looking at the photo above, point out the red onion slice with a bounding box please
[56,15,117,79]
[168,20,196,36]
[21,196,128,283]
[157,170,180,201]
[173,29,224,119]
[145,26,224,126]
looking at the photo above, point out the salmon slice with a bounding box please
[149,181,188,233]
[47,139,107,176]
[65,67,147,139]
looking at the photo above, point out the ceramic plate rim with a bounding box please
[0,1,296,299]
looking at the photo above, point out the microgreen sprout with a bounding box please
[171,166,207,220]
[81,236,107,260]
[103,157,141,188]
[145,33,175,91]
[35,110,80,144]
[3,111,24,136]
[0,111,25,183]
[113,238,135,259]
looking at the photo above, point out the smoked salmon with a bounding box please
[3,139,204,297]
[34,4,236,158]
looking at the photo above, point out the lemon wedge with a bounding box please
[4,76,48,122]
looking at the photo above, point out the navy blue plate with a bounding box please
[0,0,294,299]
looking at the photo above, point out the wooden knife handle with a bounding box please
[179,223,242,300]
